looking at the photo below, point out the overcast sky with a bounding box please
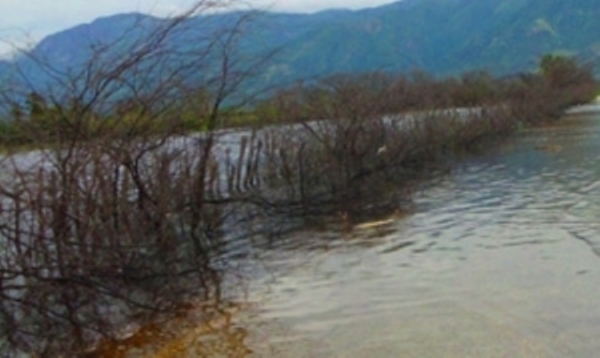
[0,0,397,57]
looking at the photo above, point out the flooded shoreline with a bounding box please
[94,104,600,357]
[3,103,599,356]
[242,105,600,357]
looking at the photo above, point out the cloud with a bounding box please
[253,0,393,13]
[0,1,192,54]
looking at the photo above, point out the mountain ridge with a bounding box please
[1,0,599,90]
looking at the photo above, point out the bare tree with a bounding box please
[0,1,273,355]
[244,63,597,224]
[0,5,596,353]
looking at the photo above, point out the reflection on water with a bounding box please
[106,105,600,357]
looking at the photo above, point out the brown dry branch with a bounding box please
[0,1,274,356]
[244,64,596,223]
[0,10,596,355]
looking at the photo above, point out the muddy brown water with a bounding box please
[76,104,600,357]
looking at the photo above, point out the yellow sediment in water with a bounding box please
[352,209,408,231]
[353,218,395,230]
[89,301,252,358]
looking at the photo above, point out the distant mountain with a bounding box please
[2,0,600,92]
[267,0,600,78]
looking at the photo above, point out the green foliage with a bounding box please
[26,92,46,118]
[540,54,590,87]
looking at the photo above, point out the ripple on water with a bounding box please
[101,112,600,356]
[245,112,600,357]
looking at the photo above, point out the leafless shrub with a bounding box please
[247,62,596,222]
[0,1,271,356]
[0,7,596,354]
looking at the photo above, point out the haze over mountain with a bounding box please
[1,0,599,90]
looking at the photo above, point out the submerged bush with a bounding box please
[0,5,597,354]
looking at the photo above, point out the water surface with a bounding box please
[87,105,600,357]
[242,105,600,357]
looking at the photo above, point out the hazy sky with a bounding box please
[0,0,397,56]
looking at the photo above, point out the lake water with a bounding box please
[14,104,600,357]
[237,105,600,357]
